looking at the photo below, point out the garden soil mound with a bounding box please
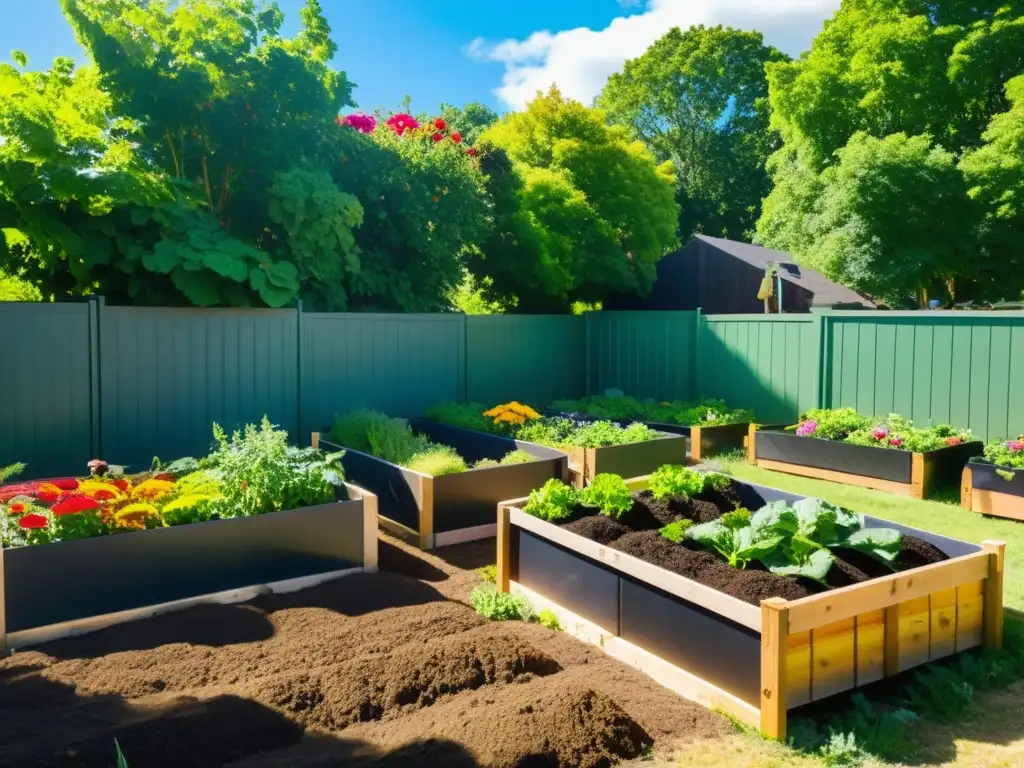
[0,536,726,768]
[562,484,950,606]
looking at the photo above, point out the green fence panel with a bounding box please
[466,315,586,408]
[698,315,819,424]
[586,311,697,401]
[302,313,465,435]
[825,312,1024,442]
[0,302,95,479]
[99,305,299,468]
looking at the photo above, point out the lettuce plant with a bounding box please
[648,465,705,500]
[659,519,693,543]
[688,505,791,569]
[523,478,579,522]
[580,473,634,519]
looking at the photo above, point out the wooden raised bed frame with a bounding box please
[496,476,1005,741]
[1,483,378,654]
[748,425,983,500]
[962,459,1024,522]
[564,431,688,488]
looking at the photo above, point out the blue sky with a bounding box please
[2,1,838,115]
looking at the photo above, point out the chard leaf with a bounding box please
[769,547,835,584]
[792,498,860,544]
[733,528,786,566]
[687,520,733,561]
[838,527,902,566]
[750,503,799,538]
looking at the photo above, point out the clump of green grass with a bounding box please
[537,608,562,631]
[405,445,468,476]
[470,582,535,621]
[476,564,497,583]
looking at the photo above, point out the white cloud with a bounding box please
[468,0,841,110]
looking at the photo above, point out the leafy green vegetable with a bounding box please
[470,582,535,621]
[537,608,562,631]
[648,464,705,500]
[688,504,792,570]
[523,478,579,522]
[658,519,693,543]
[580,474,634,520]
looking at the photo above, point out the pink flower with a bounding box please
[872,425,889,440]
[434,118,446,131]
[795,420,818,437]
[342,112,377,134]
[386,113,419,136]
[1009,440,1024,453]
[19,513,48,530]
[889,437,904,448]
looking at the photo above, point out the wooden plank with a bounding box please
[960,466,973,510]
[761,598,789,741]
[347,486,379,574]
[786,630,812,707]
[856,610,885,685]
[883,605,900,676]
[786,551,990,633]
[747,425,757,463]
[929,588,957,660]
[955,579,984,650]
[310,431,320,450]
[972,489,1024,521]
[983,540,1006,650]
[755,459,917,497]
[511,580,761,731]
[566,447,588,488]
[910,452,926,499]
[691,426,703,462]
[496,505,512,594]
[418,476,434,550]
[434,523,497,547]
[509,507,761,630]
[898,596,931,671]
[810,618,856,701]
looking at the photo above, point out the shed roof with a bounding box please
[694,235,875,308]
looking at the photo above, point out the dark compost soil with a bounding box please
[557,484,951,606]
[0,534,727,768]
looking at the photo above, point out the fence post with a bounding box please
[88,296,104,461]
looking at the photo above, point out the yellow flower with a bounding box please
[132,478,176,500]
[483,401,541,426]
[160,493,221,514]
[114,503,161,530]
[78,480,124,502]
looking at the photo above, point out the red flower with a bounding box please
[19,514,48,530]
[385,113,419,136]
[451,132,462,144]
[9,502,24,514]
[52,496,101,516]
[154,473,175,482]
[49,478,80,491]
[112,478,129,492]
[37,490,60,503]
[434,118,446,131]
[945,436,962,447]
[889,437,904,448]
[466,147,479,157]
[432,132,443,143]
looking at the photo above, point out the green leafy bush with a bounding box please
[405,446,468,476]
[702,472,732,492]
[523,478,579,522]
[983,437,1024,470]
[648,465,706,500]
[477,564,497,582]
[537,608,562,631]
[500,449,535,465]
[470,582,535,621]
[792,409,972,452]
[659,519,693,543]
[550,394,753,426]
[423,401,499,434]
[580,473,634,520]
[330,410,471,476]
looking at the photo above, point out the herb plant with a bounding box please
[423,401,501,434]
[523,478,579,521]
[470,582,535,621]
[405,446,468,476]
[647,465,706,500]
[658,519,693,543]
[580,474,634,519]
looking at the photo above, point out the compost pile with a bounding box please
[561,483,949,606]
[0,537,726,768]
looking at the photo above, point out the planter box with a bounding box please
[564,432,689,488]
[1,483,378,652]
[495,478,1005,741]
[316,419,567,550]
[750,427,983,499]
[962,458,1024,522]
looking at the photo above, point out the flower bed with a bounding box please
[496,467,1005,741]
[962,437,1024,521]
[423,401,688,485]
[319,411,566,549]
[548,393,758,461]
[750,409,983,498]
[0,420,378,650]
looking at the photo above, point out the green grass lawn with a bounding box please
[717,458,1024,612]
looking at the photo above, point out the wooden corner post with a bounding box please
[690,426,703,463]
[961,466,973,511]
[311,431,320,450]
[910,452,926,499]
[496,504,512,594]
[362,490,379,573]
[748,424,758,464]
[982,540,1006,650]
[419,477,435,551]
[760,597,789,741]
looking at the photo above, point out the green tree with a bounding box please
[758,0,1024,304]
[599,25,787,241]
[473,88,678,312]
[439,101,499,146]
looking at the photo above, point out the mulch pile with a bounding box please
[561,486,950,605]
[0,536,726,768]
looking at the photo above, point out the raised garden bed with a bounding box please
[962,458,1024,521]
[562,431,688,488]
[750,427,983,499]
[316,419,566,549]
[496,476,1005,741]
[1,482,378,652]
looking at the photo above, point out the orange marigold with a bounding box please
[132,478,176,500]
[79,480,124,502]
[114,503,161,530]
[483,401,541,426]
